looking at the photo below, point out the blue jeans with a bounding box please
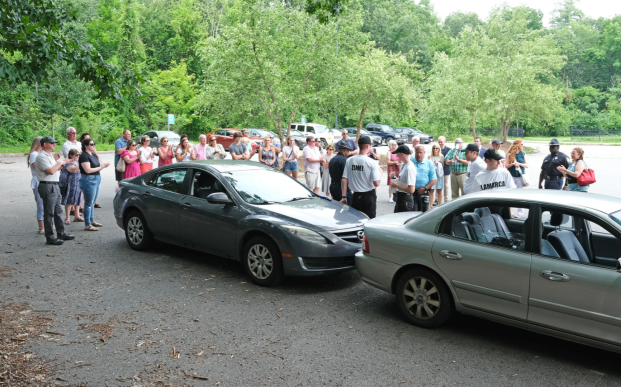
[544,178,563,190]
[284,161,298,172]
[79,175,101,226]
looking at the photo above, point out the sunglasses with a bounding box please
[89,143,95,146]
[210,139,216,141]
[162,140,168,143]
[145,139,150,142]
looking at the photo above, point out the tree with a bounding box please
[0,0,144,100]
[443,12,482,38]
[550,0,585,28]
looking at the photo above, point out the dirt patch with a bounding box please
[0,267,12,278]
[81,321,116,342]
[0,302,56,386]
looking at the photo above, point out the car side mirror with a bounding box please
[207,192,233,205]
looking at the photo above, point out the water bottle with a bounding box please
[422,193,430,212]
[391,176,397,194]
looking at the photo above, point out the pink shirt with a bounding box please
[194,143,207,161]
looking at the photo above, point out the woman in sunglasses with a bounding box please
[139,135,157,173]
[79,139,110,231]
[206,136,226,159]
[121,140,142,178]
[157,136,174,167]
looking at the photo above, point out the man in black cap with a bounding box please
[389,145,416,213]
[471,149,516,192]
[341,136,381,218]
[463,143,486,194]
[35,136,75,245]
[328,140,351,202]
[539,138,569,190]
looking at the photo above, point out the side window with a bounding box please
[540,209,589,262]
[147,169,187,194]
[297,125,305,132]
[146,131,157,139]
[542,211,573,230]
[589,221,610,235]
[192,170,226,200]
[215,130,224,136]
[306,126,315,134]
[445,205,528,251]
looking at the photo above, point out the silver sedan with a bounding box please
[356,190,621,353]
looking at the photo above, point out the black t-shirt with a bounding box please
[79,152,101,175]
[328,153,348,187]
[541,151,569,178]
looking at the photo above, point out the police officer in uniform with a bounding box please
[539,138,569,190]
[340,136,381,218]
[328,140,351,202]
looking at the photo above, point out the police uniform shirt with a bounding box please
[541,152,569,178]
[471,168,516,193]
[464,157,486,194]
[343,155,381,193]
[397,162,416,193]
[328,153,348,184]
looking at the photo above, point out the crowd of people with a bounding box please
[27,126,593,243]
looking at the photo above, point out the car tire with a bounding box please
[124,210,154,251]
[383,137,394,146]
[242,236,284,287]
[395,268,454,328]
[320,139,328,148]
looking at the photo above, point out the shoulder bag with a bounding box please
[577,161,595,186]
[116,156,126,172]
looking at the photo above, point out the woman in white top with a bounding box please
[139,135,157,173]
[321,144,335,196]
[28,136,45,233]
[206,136,226,159]
[282,137,299,179]
[176,137,196,162]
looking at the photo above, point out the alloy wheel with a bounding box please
[402,276,441,320]
[247,244,274,280]
[127,216,144,245]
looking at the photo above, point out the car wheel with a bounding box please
[395,268,454,328]
[124,210,154,251]
[243,236,284,287]
[383,137,393,145]
[320,139,328,147]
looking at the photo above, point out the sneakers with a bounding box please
[388,197,394,203]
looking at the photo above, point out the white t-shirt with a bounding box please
[397,161,416,193]
[303,146,321,173]
[29,151,39,189]
[464,157,487,194]
[471,168,516,193]
[282,146,297,161]
[343,155,381,192]
[176,147,192,162]
[62,140,80,158]
[140,147,157,164]
[35,150,60,182]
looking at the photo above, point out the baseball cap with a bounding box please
[358,136,372,146]
[484,148,504,161]
[336,140,351,150]
[491,139,503,145]
[464,143,479,153]
[40,136,58,145]
[393,145,412,155]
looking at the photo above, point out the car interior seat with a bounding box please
[452,214,472,240]
[195,172,218,199]
[463,212,495,243]
[547,212,589,262]
[475,207,511,239]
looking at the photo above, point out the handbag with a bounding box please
[518,168,530,187]
[116,157,126,172]
[577,161,596,186]
[59,181,68,197]
[435,158,444,178]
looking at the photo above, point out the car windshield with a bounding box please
[314,125,327,133]
[610,210,621,226]
[380,125,393,132]
[224,169,314,204]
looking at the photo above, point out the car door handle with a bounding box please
[181,203,192,209]
[440,250,462,260]
[143,191,152,197]
[540,270,570,282]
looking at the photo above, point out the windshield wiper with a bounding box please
[284,197,313,203]
[254,201,279,205]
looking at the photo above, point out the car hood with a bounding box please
[258,198,367,231]
[366,211,421,227]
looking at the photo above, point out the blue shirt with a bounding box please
[334,139,358,153]
[115,137,128,166]
[410,157,437,189]
[440,146,451,176]
[479,146,488,159]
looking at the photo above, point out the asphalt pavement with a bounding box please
[1,149,620,386]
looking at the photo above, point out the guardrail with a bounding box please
[570,129,621,141]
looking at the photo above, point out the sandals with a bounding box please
[64,219,71,225]
[91,222,103,227]
[74,217,84,222]
[94,203,101,208]
[84,225,99,231]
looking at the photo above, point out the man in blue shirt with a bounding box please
[334,130,359,156]
[410,145,437,212]
[115,130,131,187]
[475,137,487,159]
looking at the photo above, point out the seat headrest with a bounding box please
[463,212,481,225]
[196,172,215,188]
[454,214,465,223]
[550,212,565,227]
[475,207,492,218]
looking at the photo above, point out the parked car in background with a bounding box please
[343,127,382,146]
[244,128,282,149]
[394,127,434,144]
[135,130,194,149]
[207,129,263,151]
[288,129,308,149]
[114,160,368,286]
[365,124,407,145]
[329,129,343,143]
[356,189,621,353]
[290,123,335,147]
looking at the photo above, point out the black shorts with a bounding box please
[115,170,124,182]
[351,190,377,219]
[394,192,413,213]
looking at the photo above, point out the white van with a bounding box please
[290,123,335,147]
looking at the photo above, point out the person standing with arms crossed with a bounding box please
[303,136,325,194]
[340,137,381,218]
[444,138,469,199]
[539,138,569,190]
[35,136,75,245]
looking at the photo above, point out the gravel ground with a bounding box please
[1,152,620,386]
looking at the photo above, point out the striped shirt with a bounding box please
[445,148,468,174]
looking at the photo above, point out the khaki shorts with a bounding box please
[305,171,321,190]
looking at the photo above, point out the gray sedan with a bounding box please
[113,161,367,286]
[356,190,621,353]
[135,130,194,149]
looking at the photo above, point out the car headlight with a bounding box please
[282,225,329,244]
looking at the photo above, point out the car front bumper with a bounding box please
[355,250,401,293]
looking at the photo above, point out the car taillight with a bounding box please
[362,236,369,254]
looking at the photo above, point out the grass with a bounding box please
[517,136,621,143]
[0,143,116,154]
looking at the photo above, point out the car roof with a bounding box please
[181,160,275,173]
[460,189,621,214]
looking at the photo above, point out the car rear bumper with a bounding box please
[396,139,406,144]
[355,251,401,293]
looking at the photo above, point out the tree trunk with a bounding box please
[471,115,477,140]
[356,106,366,143]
